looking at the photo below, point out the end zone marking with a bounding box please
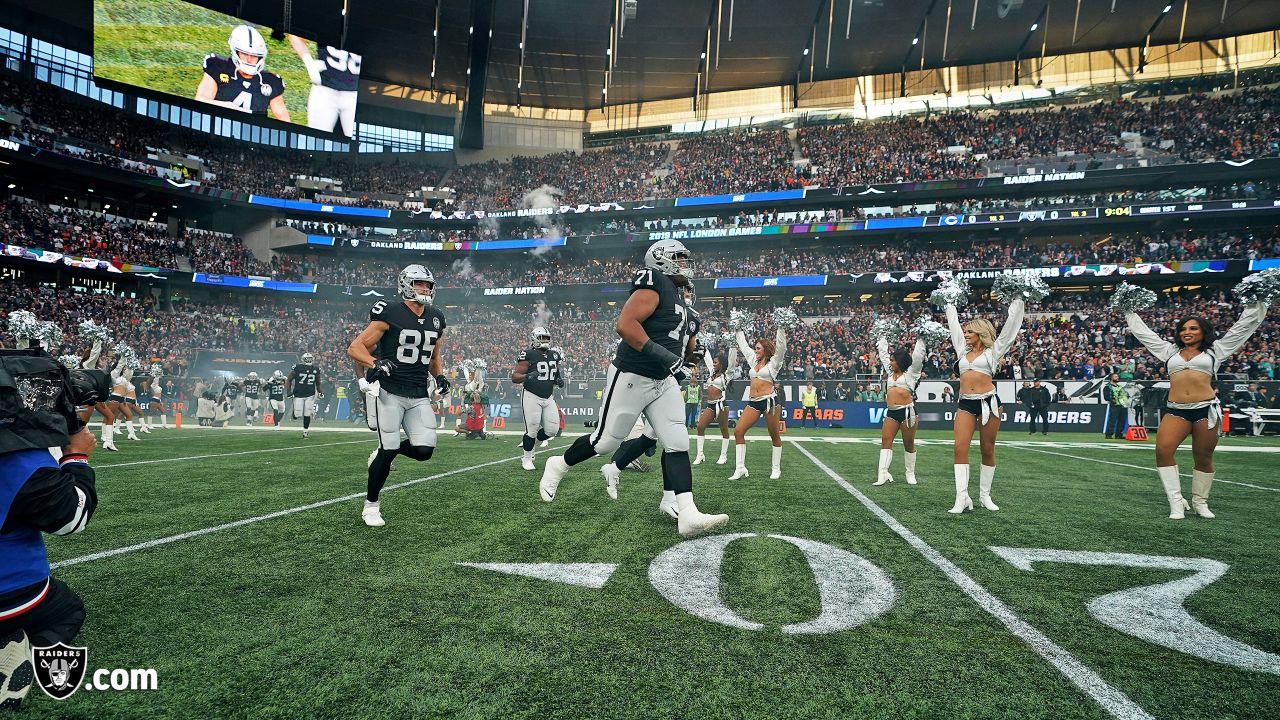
[793,442,1153,720]
[53,444,568,570]
[1011,447,1280,493]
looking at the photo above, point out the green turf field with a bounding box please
[14,424,1280,719]
[93,0,312,127]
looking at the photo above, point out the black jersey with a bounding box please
[290,364,320,398]
[268,379,287,401]
[243,377,262,398]
[202,55,286,115]
[370,299,448,399]
[318,46,361,91]
[613,268,692,380]
[517,346,562,399]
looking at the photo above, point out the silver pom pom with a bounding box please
[79,319,113,344]
[35,321,63,351]
[728,309,755,334]
[112,342,138,369]
[1233,268,1280,306]
[870,318,906,345]
[991,274,1050,305]
[929,277,970,309]
[60,354,82,370]
[1109,283,1158,313]
[150,363,164,378]
[772,306,801,329]
[7,310,39,343]
[914,316,951,348]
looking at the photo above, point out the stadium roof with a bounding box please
[27,0,1280,110]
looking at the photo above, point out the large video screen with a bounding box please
[93,0,362,138]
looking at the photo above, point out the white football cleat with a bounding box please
[0,629,33,710]
[362,501,385,527]
[303,430,310,438]
[540,456,568,502]
[600,462,621,500]
[659,496,679,519]
[539,439,550,448]
[678,508,729,537]
[521,454,535,471]
[692,454,705,466]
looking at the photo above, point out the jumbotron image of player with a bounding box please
[196,25,290,121]
[538,240,728,538]
[347,264,450,528]
[287,35,361,137]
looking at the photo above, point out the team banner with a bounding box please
[1,242,171,274]
[308,235,568,252]
[189,350,300,379]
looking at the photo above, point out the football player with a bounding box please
[347,264,450,527]
[287,354,321,438]
[242,371,263,426]
[539,240,727,537]
[196,25,291,121]
[287,35,360,137]
[267,370,288,428]
[511,327,563,470]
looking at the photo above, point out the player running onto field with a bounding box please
[288,353,321,438]
[512,327,564,470]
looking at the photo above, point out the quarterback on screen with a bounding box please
[195,25,290,121]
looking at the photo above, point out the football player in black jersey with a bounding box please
[511,327,564,470]
[287,353,321,438]
[539,240,728,537]
[196,25,291,121]
[268,371,288,428]
[347,265,451,527]
[241,371,263,426]
[288,35,361,138]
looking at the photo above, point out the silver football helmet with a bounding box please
[530,326,551,349]
[229,25,267,77]
[273,370,284,380]
[398,264,436,305]
[301,352,314,364]
[644,239,693,285]
[248,371,259,380]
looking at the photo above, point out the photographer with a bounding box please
[0,348,109,705]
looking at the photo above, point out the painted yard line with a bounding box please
[1010,447,1280,493]
[776,435,1280,454]
[794,442,1153,720]
[53,444,568,570]
[93,439,373,468]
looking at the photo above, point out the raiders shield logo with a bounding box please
[32,643,87,700]
[433,317,442,330]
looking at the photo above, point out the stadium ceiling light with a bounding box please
[1030,22,1038,31]
[700,51,706,59]
[5,183,13,189]
[803,47,810,55]
[1163,4,1172,12]
[87,188,94,193]
[911,37,919,45]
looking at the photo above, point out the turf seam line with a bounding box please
[793,442,1154,720]
[52,443,568,570]
[93,439,373,468]
[1012,447,1280,492]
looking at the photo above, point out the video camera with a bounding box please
[0,348,113,453]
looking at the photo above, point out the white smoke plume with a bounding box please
[532,299,553,331]
[520,184,565,256]
[451,257,475,279]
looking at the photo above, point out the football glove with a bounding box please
[434,374,451,395]
[373,359,395,377]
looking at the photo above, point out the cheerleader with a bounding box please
[1122,297,1269,519]
[693,347,738,466]
[944,296,1026,513]
[874,335,925,486]
[730,327,787,480]
[112,365,140,442]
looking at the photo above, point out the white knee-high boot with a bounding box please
[728,443,749,480]
[978,465,999,511]
[1191,470,1215,519]
[904,451,918,485]
[693,436,706,464]
[1158,465,1188,519]
[102,423,117,451]
[874,448,894,486]
[717,438,730,464]
[769,445,782,480]
[126,419,139,440]
[949,464,972,513]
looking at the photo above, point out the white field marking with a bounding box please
[92,439,372,468]
[647,533,896,635]
[1011,447,1280,493]
[990,547,1280,676]
[775,434,1280,454]
[455,563,618,589]
[51,444,567,570]
[794,442,1153,720]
